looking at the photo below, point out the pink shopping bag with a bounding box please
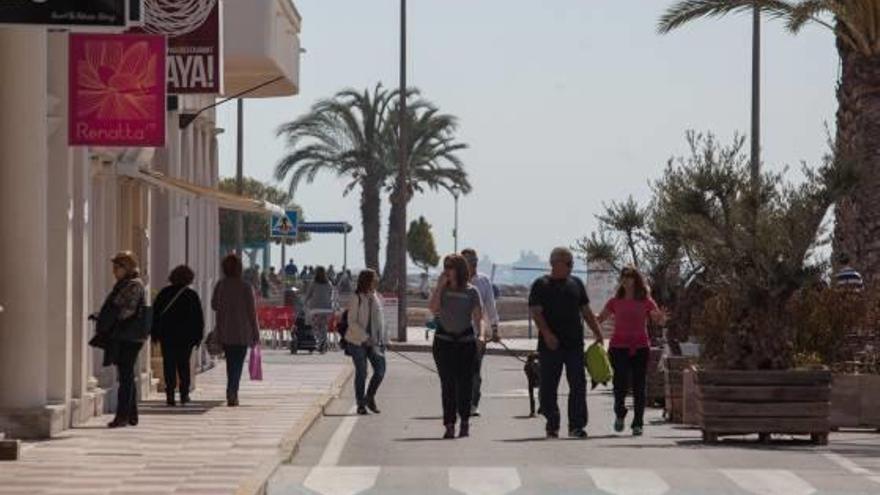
[249,345,263,381]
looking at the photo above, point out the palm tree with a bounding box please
[659,0,880,281]
[275,85,398,271]
[380,99,471,290]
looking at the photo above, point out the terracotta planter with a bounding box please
[696,369,831,444]
[861,375,880,428]
[831,374,880,430]
[664,356,695,423]
[682,366,699,426]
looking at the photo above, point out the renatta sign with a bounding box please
[69,33,166,147]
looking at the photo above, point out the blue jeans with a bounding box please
[224,345,248,398]
[349,345,386,407]
[539,346,587,432]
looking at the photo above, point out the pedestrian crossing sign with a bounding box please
[271,210,298,239]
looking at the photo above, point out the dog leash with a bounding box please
[493,340,529,364]
[388,347,438,374]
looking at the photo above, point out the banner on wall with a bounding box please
[68,33,166,147]
[0,0,128,27]
[133,0,222,94]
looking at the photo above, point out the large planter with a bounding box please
[831,374,880,430]
[696,369,832,444]
[646,347,665,407]
[664,356,695,423]
[682,366,699,426]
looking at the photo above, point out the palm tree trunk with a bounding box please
[381,187,406,292]
[361,175,382,272]
[832,39,880,284]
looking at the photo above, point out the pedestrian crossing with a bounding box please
[270,465,880,495]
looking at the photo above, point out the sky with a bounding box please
[216,0,839,271]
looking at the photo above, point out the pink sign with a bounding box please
[69,33,166,147]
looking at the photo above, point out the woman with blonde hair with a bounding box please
[91,251,149,428]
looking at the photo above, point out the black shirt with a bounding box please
[528,275,589,351]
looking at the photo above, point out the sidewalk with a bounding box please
[0,350,352,495]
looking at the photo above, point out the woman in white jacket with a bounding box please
[345,269,387,415]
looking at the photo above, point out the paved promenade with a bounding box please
[0,350,352,495]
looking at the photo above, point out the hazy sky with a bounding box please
[217,0,838,270]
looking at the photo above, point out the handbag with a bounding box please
[249,345,263,381]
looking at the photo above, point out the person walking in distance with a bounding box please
[529,247,604,439]
[151,265,205,407]
[212,255,260,406]
[92,251,150,428]
[430,254,484,439]
[305,266,336,353]
[461,248,500,417]
[597,266,668,436]
[344,269,388,415]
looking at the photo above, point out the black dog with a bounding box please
[524,353,542,417]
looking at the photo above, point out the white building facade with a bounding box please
[0,0,301,439]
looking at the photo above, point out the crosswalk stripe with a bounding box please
[587,468,670,495]
[722,469,816,495]
[449,467,521,495]
[317,406,359,467]
[824,452,874,475]
[302,466,381,495]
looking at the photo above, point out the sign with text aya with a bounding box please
[68,33,166,147]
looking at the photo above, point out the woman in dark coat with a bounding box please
[212,254,260,407]
[92,251,149,428]
[152,265,205,406]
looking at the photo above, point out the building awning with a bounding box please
[299,222,353,234]
[121,166,284,217]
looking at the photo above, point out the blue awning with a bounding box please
[299,222,353,234]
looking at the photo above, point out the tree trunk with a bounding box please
[381,186,406,292]
[832,40,880,284]
[360,175,382,272]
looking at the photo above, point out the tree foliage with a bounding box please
[381,97,470,289]
[407,216,440,274]
[218,177,308,248]
[654,131,856,369]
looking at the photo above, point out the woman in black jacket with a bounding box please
[152,265,205,406]
[92,251,149,428]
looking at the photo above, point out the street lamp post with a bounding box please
[235,98,244,256]
[750,5,761,189]
[453,190,459,253]
[396,0,409,343]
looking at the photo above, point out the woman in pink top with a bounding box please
[597,266,667,436]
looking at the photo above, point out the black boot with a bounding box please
[443,424,456,439]
[180,391,190,405]
[166,392,176,407]
[459,421,470,438]
[366,397,380,414]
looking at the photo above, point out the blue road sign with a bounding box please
[271,210,298,238]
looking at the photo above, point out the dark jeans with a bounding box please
[539,346,587,432]
[472,343,486,409]
[161,342,193,398]
[114,341,143,422]
[349,345,386,407]
[609,347,649,428]
[433,338,477,426]
[224,345,248,398]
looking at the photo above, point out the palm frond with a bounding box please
[658,0,796,34]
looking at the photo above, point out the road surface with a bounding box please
[269,350,880,494]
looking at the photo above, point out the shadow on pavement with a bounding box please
[499,434,619,443]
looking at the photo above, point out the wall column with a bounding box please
[46,31,74,424]
[0,28,59,438]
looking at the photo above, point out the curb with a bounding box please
[388,343,533,358]
[235,365,355,495]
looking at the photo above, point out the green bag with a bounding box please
[585,342,613,390]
